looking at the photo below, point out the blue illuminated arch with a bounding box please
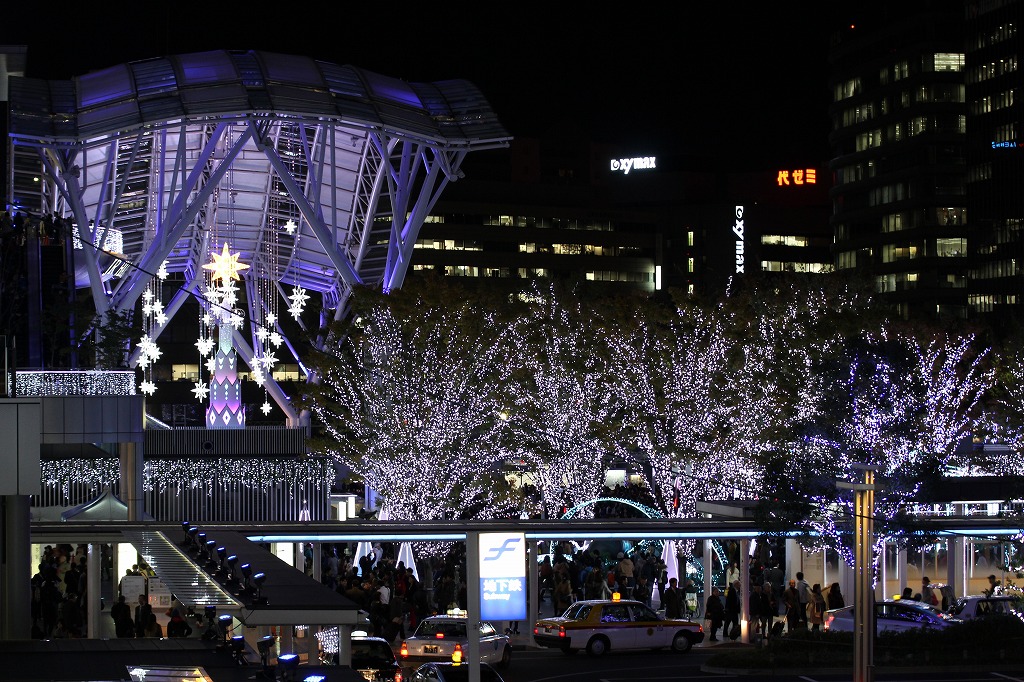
[557,496,730,591]
[560,497,663,520]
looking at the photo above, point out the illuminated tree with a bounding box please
[780,328,993,559]
[605,297,745,518]
[981,348,1024,474]
[500,282,619,518]
[306,285,520,526]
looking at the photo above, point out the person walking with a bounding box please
[705,586,725,642]
[759,582,776,638]
[808,583,826,632]
[794,572,810,629]
[166,608,193,638]
[921,576,936,606]
[826,582,845,610]
[749,583,762,637]
[134,594,152,639]
[783,579,801,633]
[662,577,683,618]
[723,580,741,640]
[683,578,700,618]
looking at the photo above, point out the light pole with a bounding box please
[837,464,877,682]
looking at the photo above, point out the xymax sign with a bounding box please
[610,156,657,174]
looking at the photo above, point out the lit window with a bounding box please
[933,53,965,72]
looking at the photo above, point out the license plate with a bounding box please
[424,645,439,654]
[544,627,553,633]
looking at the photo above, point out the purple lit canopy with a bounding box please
[8,50,511,422]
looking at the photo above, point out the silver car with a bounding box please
[400,614,511,669]
[825,599,962,633]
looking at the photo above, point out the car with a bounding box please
[824,599,963,633]
[532,597,704,656]
[947,594,1024,621]
[321,629,404,682]
[400,611,511,668]
[409,662,505,682]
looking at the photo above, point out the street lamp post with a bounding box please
[837,464,877,682]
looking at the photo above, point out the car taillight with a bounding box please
[533,626,539,635]
[452,643,463,663]
[393,670,403,682]
[559,626,566,638]
[435,633,445,639]
[825,615,834,630]
[399,641,408,658]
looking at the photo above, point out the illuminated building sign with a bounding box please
[610,156,657,174]
[733,206,745,274]
[991,141,1023,148]
[478,532,526,621]
[776,168,817,186]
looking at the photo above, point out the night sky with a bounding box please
[2,4,879,169]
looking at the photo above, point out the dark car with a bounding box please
[330,631,404,682]
[825,599,962,633]
[410,662,505,682]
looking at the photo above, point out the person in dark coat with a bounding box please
[110,595,133,638]
[134,594,153,638]
[783,579,801,633]
[723,581,741,640]
[826,582,845,610]
[749,583,762,636]
[705,586,725,642]
[166,608,193,638]
[759,582,776,638]
[662,577,683,618]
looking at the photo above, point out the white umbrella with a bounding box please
[661,539,679,585]
[354,505,388,576]
[397,541,419,582]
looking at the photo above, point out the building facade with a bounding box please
[828,1,969,321]
[965,0,1024,321]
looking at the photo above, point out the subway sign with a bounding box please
[479,532,527,621]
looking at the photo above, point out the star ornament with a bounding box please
[261,401,273,415]
[191,382,210,401]
[203,243,250,284]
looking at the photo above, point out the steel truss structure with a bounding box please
[8,50,510,423]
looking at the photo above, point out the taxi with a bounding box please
[533,596,704,656]
[400,610,511,668]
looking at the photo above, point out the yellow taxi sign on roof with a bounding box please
[447,607,467,617]
[612,592,621,601]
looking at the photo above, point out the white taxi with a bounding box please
[532,596,704,656]
[400,610,511,668]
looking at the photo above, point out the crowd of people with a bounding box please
[29,544,104,639]
[308,542,475,645]
[697,561,847,642]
